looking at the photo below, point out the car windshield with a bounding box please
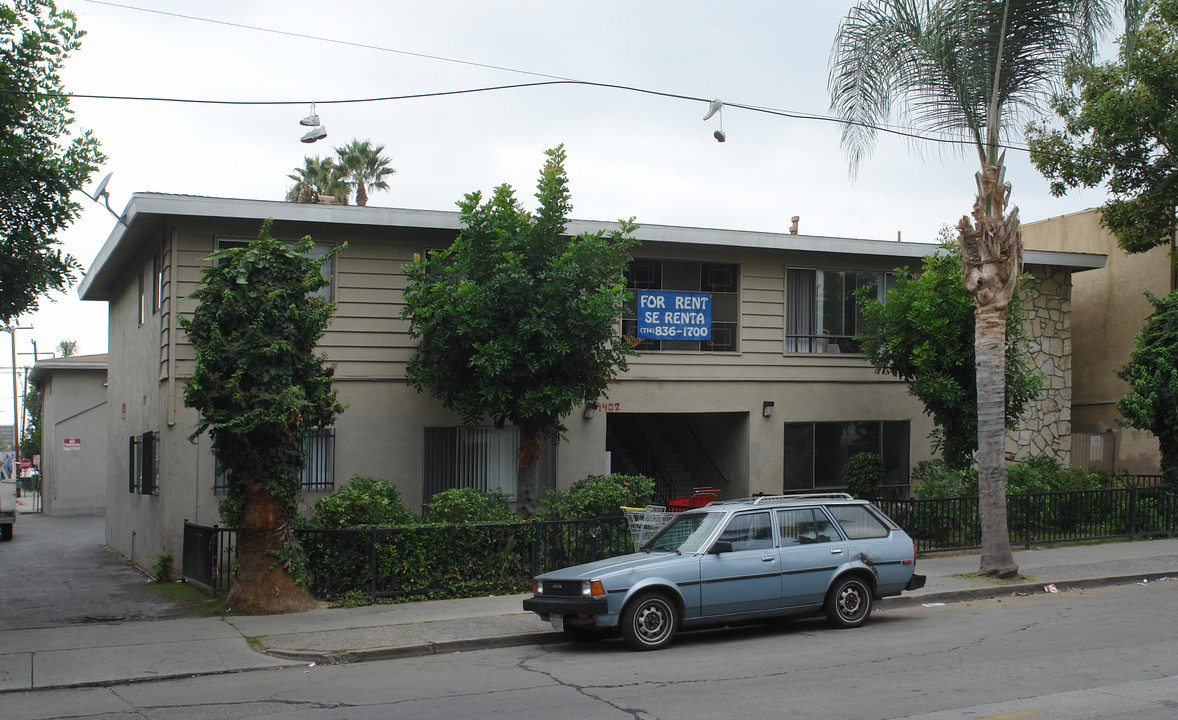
[644,511,725,553]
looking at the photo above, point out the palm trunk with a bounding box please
[225,484,317,614]
[975,303,1017,576]
[957,161,1021,578]
[356,182,368,207]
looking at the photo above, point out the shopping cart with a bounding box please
[622,505,675,551]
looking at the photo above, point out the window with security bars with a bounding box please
[213,428,335,494]
[622,259,740,352]
[128,431,160,495]
[422,426,557,506]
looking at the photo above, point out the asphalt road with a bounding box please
[6,580,1176,719]
[0,514,187,631]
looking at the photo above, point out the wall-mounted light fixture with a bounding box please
[583,402,599,420]
[762,401,774,418]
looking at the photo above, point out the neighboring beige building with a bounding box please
[78,194,1101,568]
[28,354,109,515]
[1023,208,1174,475]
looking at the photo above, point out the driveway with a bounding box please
[0,514,188,631]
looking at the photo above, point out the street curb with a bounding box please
[878,571,1177,609]
[264,630,566,665]
[262,572,1178,666]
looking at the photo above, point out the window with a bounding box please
[826,505,890,539]
[213,428,335,493]
[783,421,910,492]
[216,238,336,301]
[777,507,838,545]
[623,259,739,352]
[786,268,894,353]
[718,511,773,551]
[137,271,145,327]
[128,431,159,495]
[422,426,557,505]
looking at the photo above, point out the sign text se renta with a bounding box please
[636,290,712,341]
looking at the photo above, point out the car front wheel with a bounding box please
[622,592,678,650]
[825,575,873,628]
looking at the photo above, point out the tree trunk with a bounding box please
[957,161,1021,578]
[515,432,541,518]
[974,303,1018,576]
[225,485,317,614]
[356,181,368,207]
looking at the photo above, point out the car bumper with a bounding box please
[522,595,609,618]
[906,574,927,591]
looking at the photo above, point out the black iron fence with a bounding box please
[874,484,1176,554]
[183,516,631,597]
[183,485,1175,597]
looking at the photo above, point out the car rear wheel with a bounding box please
[1,524,12,541]
[622,592,678,650]
[825,575,872,628]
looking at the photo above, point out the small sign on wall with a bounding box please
[63,438,82,452]
[636,290,712,341]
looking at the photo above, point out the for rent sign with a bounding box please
[636,290,712,341]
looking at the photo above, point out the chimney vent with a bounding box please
[789,216,799,234]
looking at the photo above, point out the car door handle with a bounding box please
[761,556,775,562]
[830,549,843,554]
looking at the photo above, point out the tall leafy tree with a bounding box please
[285,155,348,204]
[829,0,1140,576]
[182,221,343,614]
[1116,290,1178,483]
[402,145,637,517]
[1,0,104,325]
[335,139,395,207]
[1027,0,1178,259]
[856,236,1042,470]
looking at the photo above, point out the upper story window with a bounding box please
[216,238,336,301]
[623,259,739,352]
[786,269,894,354]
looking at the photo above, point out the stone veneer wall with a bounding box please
[1007,266,1072,463]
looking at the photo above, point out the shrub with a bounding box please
[541,474,655,520]
[425,488,518,525]
[911,460,977,499]
[843,453,884,498]
[306,476,417,529]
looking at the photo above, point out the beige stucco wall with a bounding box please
[38,365,108,515]
[1022,209,1170,474]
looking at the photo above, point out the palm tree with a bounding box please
[285,156,348,204]
[335,139,395,207]
[56,339,77,357]
[829,0,1141,576]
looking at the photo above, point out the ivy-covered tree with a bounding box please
[856,238,1042,470]
[182,220,343,614]
[402,145,637,518]
[1,0,105,324]
[1027,0,1178,257]
[1116,290,1178,484]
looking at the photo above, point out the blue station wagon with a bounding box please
[523,494,927,650]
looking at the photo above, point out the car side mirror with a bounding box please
[709,540,733,554]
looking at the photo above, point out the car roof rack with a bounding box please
[708,493,855,507]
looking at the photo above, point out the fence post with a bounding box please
[1129,486,1138,538]
[369,526,378,599]
[530,519,539,579]
[1023,494,1032,550]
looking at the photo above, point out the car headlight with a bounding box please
[534,579,542,594]
[584,580,606,598]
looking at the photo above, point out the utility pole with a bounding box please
[2,325,32,477]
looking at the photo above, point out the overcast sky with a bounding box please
[3,0,1120,426]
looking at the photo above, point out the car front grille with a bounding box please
[540,580,583,597]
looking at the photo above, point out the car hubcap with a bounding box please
[635,601,669,643]
[838,584,864,619]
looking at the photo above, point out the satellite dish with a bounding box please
[90,172,112,200]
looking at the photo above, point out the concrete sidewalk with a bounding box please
[3,538,1176,693]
